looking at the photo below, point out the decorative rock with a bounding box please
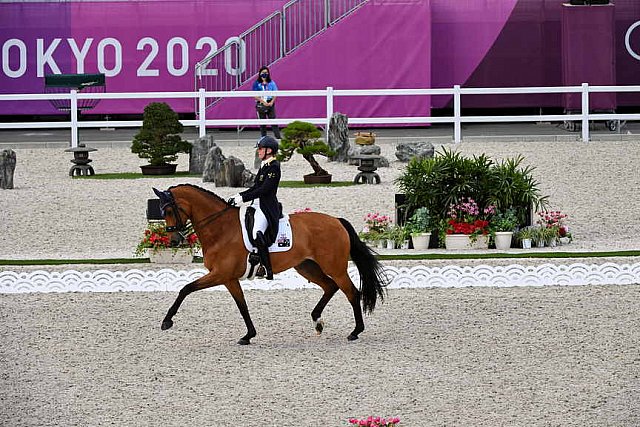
[202,145,225,183]
[0,149,16,189]
[395,141,435,162]
[203,146,255,187]
[189,135,216,174]
[328,112,349,162]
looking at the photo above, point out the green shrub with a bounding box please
[395,147,548,234]
[131,102,191,166]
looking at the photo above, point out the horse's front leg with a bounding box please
[224,279,257,345]
[161,272,220,331]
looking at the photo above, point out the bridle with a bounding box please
[160,191,233,239]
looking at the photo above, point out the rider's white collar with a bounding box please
[261,156,276,167]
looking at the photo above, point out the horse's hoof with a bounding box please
[314,319,324,335]
[237,338,251,345]
[347,334,359,341]
[161,320,173,330]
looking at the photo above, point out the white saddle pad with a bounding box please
[239,205,293,253]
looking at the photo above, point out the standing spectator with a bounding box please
[252,65,281,139]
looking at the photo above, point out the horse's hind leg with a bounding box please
[224,279,256,345]
[331,272,365,341]
[295,260,338,335]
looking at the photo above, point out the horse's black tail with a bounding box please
[338,218,388,314]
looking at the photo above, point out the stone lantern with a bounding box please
[64,143,97,176]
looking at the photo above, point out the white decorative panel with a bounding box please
[1,263,639,294]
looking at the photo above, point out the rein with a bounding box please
[195,205,234,229]
[161,197,233,235]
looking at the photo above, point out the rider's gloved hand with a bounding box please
[227,194,244,206]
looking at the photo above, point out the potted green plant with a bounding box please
[277,120,336,184]
[543,225,560,247]
[532,226,547,248]
[405,207,432,250]
[491,208,518,250]
[516,227,535,249]
[131,102,192,175]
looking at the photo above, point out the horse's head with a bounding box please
[153,187,190,247]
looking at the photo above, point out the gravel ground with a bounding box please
[2,139,640,260]
[1,285,639,426]
[2,139,640,426]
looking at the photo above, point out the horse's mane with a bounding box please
[168,183,228,204]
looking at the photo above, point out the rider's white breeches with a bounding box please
[250,199,268,240]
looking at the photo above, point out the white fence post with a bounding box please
[70,90,78,148]
[581,82,589,143]
[326,86,334,142]
[453,85,461,143]
[198,88,206,138]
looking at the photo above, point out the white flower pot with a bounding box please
[494,231,513,250]
[411,233,431,250]
[149,248,193,264]
[377,240,386,249]
[401,239,410,250]
[386,239,395,249]
[522,239,532,249]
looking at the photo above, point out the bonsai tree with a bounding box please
[277,121,335,178]
[131,102,192,166]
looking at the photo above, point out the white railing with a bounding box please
[1,83,640,147]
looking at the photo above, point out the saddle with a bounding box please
[238,205,293,280]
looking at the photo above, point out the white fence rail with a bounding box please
[1,84,640,147]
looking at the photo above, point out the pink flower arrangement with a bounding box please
[292,207,313,214]
[362,213,392,233]
[536,210,570,237]
[445,197,495,238]
[348,416,400,426]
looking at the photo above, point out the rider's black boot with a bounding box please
[255,231,273,280]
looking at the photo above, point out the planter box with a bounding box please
[149,249,193,264]
[303,174,332,184]
[445,234,489,250]
[140,164,177,175]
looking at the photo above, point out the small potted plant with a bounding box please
[361,212,392,248]
[134,222,200,263]
[277,120,336,184]
[491,208,518,250]
[405,207,432,250]
[516,226,535,249]
[532,226,547,248]
[131,102,192,175]
[544,225,560,247]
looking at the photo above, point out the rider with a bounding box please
[228,135,282,280]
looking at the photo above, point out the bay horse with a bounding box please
[152,184,387,345]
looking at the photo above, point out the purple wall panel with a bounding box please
[205,0,431,121]
[562,4,616,111]
[1,0,640,116]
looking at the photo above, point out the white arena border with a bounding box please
[1,262,639,294]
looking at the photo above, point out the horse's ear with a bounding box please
[152,187,164,198]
